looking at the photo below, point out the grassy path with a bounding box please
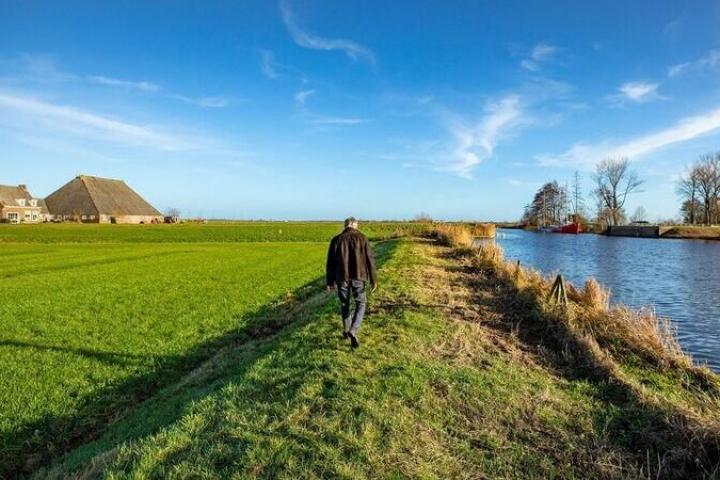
[36,239,720,479]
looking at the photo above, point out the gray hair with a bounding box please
[344,217,358,228]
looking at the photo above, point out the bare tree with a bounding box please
[166,208,181,218]
[694,153,720,224]
[631,206,647,223]
[593,157,643,226]
[571,170,585,219]
[677,165,700,224]
[414,212,433,223]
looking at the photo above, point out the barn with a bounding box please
[45,175,163,224]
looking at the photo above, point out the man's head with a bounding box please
[344,217,358,229]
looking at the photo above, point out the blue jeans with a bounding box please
[337,279,366,336]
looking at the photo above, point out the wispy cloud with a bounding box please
[520,42,557,71]
[668,49,720,78]
[280,2,375,63]
[446,94,528,178]
[259,49,280,79]
[609,81,664,105]
[663,17,684,42]
[537,106,720,167]
[3,54,228,108]
[294,88,316,105]
[85,75,160,92]
[308,115,366,125]
[0,92,201,151]
[168,94,230,108]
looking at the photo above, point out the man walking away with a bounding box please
[326,217,377,348]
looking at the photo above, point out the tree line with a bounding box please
[676,152,720,225]
[523,151,720,227]
[522,157,644,227]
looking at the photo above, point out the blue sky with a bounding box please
[1,0,720,220]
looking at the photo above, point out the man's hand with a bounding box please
[371,283,378,293]
[326,284,335,292]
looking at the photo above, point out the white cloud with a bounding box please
[0,93,195,151]
[617,81,661,102]
[667,63,690,77]
[4,54,227,108]
[280,2,375,63]
[294,88,316,105]
[85,75,160,92]
[259,49,279,79]
[168,94,230,108]
[446,94,527,177]
[520,42,557,71]
[309,115,366,125]
[668,49,720,78]
[537,106,720,168]
[606,81,665,106]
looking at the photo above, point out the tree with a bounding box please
[571,170,585,219]
[694,153,720,224]
[677,166,700,224]
[414,212,432,223]
[166,208,181,218]
[522,181,568,226]
[593,157,643,226]
[630,206,647,223]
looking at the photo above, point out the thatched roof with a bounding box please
[45,175,161,217]
[0,184,32,207]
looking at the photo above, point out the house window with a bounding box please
[32,214,38,221]
[8,213,19,224]
[90,215,96,220]
[24,213,31,220]
[17,199,26,207]
[81,215,87,220]
[30,199,37,207]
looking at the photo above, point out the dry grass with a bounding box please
[428,224,474,248]
[473,242,694,371]
[471,223,496,238]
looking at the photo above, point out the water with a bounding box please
[493,228,720,371]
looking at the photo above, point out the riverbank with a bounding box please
[521,223,720,240]
[34,231,720,479]
[661,225,720,240]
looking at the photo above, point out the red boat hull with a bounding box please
[554,223,581,234]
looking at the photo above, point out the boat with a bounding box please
[553,222,581,234]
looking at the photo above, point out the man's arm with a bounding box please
[365,238,377,291]
[326,237,337,287]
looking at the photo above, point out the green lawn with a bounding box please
[0,240,329,474]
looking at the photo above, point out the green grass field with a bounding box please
[0,221,421,243]
[1,225,354,474]
[4,223,718,478]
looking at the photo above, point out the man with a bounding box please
[326,217,377,348]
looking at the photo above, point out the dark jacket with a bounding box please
[326,227,377,286]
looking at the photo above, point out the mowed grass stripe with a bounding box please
[0,241,328,474]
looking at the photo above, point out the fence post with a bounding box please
[548,274,568,305]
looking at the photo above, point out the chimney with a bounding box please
[18,184,27,191]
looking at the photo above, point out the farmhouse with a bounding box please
[0,184,44,223]
[45,175,163,224]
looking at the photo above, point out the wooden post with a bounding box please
[548,274,568,305]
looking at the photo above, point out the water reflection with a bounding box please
[492,229,720,372]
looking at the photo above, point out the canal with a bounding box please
[494,228,720,372]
